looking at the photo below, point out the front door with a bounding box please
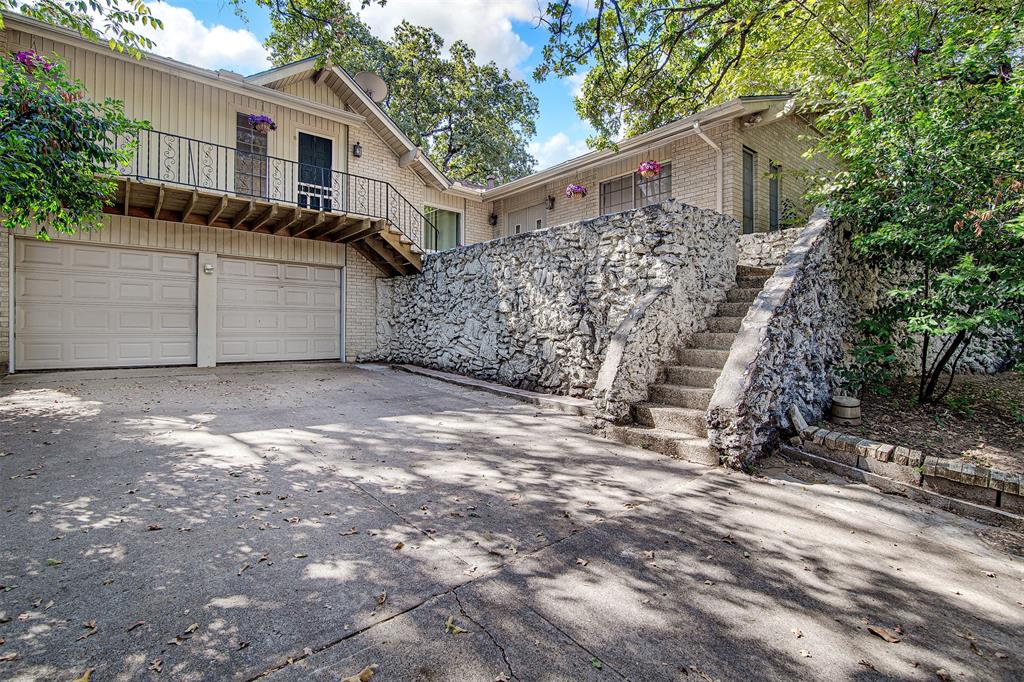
[298,132,333,211]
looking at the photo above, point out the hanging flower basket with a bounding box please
[565,183,587,199]
[638,160,662,178]
[248,114,277,134]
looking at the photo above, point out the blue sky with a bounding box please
[142,0,593,170]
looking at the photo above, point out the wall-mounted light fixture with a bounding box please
[546,195,555,210]
[352,142,363,158]
[488,213,498,227]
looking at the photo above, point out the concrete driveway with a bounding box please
[0,363,1021,681]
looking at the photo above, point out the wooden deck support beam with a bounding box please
[249,205,277,232]
[232,200,256,229]
[181,190,199,222]
[152,184,166,220]
[274,208,304,236]
[207,196,228,226]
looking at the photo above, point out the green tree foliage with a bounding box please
[538,0,1024,401]
[248,0,539,183]
[0,1,162,57]
[0,51,146,237]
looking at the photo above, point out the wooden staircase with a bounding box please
[604,265,775,465]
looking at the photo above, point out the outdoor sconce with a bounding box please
[352,141,363,158]
[546,195,556,210]
[488,213,498,226]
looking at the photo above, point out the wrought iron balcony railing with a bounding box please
[110,129,439,250]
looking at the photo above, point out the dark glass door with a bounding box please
[298,133,332,211]
[742,147,755,234]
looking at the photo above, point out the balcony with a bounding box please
[104,129,438,275]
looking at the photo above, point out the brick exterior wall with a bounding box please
[344,246,382,360]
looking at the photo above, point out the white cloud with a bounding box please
[139,3,270,74]
[563,70,588,98]
[358,0,537,73]
[528,132,590,170]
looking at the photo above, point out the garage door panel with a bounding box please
[14,241,197,370]
[216,256,340,363]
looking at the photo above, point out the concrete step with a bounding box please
[663,365,721,388]
[736,276,769,289]
[604,425,719,466]
[690,332,736,350]
[649,384,713,409]
[726,287,762,303]
[633,403,708,436]
[737,265,775,278]
[706,316,743,333]
[716,301,752,317]
[678,348,730,368]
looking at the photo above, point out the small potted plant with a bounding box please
[638,160,661,178]
[565,183,587,200]
[248,113,277,134]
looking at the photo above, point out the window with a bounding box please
[599,163,673,216]
[424,206,462,251]
[635,163,672,207]
[235,113,268,198]
[768,162,781,231]
[600,174,634,215]
[742,148,755,234]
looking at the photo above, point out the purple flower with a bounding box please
[14,50,54,71]
[565,183,587,198]
[638,160,661,176]
[248,114,277,130]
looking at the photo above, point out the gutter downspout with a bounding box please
[693,121,723,213]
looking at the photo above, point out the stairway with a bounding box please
[604,265,775,465]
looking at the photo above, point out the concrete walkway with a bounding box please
[0,363,1020,681]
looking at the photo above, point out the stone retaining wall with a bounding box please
[736,228,802,267]
[364,201,738,412]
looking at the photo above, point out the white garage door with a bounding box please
[216,257,341,363]
[14,241,197,370]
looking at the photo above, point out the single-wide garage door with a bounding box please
[14,241,197,370]
[216,257,341,363]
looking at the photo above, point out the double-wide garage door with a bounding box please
[13,241,341,371]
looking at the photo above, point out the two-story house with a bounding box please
[1,11,825,373]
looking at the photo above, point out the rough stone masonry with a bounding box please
[364,201,737,400]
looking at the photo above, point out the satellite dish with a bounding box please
[353,71,389,103]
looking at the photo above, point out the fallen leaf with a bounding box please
[77,620,98,641]
[376,590,387,606]
[149,659,163,672]
[340,528,358,536]
[936,669,951,681]
[444,615,468,634]
[126,621,145,632]
[72,668,95,682]
[867,625,902,643]
[184,623,199,634]
[721,534,736,545]
[147,524,162,531]
[393,542,404,550]
[0,652,18,662]
[46,558,63,567]
[985,572,996,578]
[969,641,982,656]
[238,641,250,650]
[575,558,588,566]
[858,659,876,671]
[341,663,378,682]
[238,563,250,576]
[792,628,803,639]
[799,650,812,658]
[994,652,1008,659]
[591,657,603,669]
[293,553,308,559]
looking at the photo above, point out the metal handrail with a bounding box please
[109,128,439,252]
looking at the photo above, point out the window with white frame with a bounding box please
[424,206,462,251]
[599,163,672,215]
